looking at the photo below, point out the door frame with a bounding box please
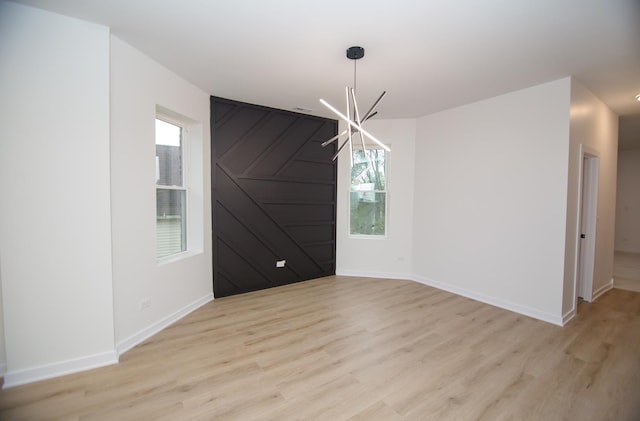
[575,145,599,305]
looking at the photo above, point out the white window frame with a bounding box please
[348,146,388,238]
[156,111,191,261]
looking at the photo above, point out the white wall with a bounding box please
[110,37,213,351]
[615,149,640,252]
[0,262,5,374]
[0,2,116,385]
[336,119,416,278]
[562,80,618,316]
[0,3,213,386]
[412,79,572,324]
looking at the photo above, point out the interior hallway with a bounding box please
[614,251,640,293]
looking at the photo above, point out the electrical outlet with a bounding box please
[140,298,151,311]
[276,260,286,268]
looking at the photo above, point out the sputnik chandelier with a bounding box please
[320,46,390,166]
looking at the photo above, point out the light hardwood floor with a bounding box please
[614,251,640,293]
[1,276,639,420]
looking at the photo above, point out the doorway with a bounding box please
[576,148,599,303]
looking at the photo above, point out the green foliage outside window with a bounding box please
[350,148,387,236]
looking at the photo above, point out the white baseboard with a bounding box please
[335,269,413,281]
[592,278,614,301]
[410,275,564,326]
[614,247,640,254]
[338,270,564,326]
[116,293,213,356]
[562,308,577,325]
[2,293,214,389]
[3,350,118,389]
[561,278,613,326]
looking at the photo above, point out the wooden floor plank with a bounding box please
[1,276,639,420]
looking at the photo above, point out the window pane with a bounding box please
[350,191,386,235]
[156,189,187,258]
[351,149,385,190]
[156,119,183,187]
[350,148,386,236]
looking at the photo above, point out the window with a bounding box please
[350,148,387,236]
[156,117,188,258]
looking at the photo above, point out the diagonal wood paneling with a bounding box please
[211,97,337,297]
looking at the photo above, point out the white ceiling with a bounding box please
[9,0,640,127]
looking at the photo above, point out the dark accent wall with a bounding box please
[211,96,338,297]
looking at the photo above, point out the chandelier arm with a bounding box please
[319,99,390,152]
[364,111,378,121]
[349,139,354,166]
[345,87,353,167]
[362,131,389,152]
[349,88,367,153]
[332,137,352,161]
[321,129,348,147]
[361,91,387,122]
[358,131,366,156]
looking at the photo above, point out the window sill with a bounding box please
[157,249,202,266]
[348,234,388,240]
